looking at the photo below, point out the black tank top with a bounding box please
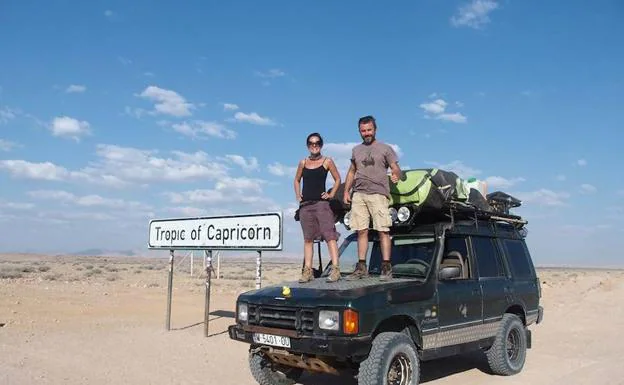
[301,158,328,202]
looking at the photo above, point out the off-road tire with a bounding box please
[249,351,303,385]
[485,313,527,376]
[358,332,420,385]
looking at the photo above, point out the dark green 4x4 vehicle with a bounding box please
[228,194,544,385]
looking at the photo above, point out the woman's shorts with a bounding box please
[299,200,339,242]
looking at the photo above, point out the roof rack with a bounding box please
[388,200,527,230]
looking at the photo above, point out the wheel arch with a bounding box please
[372,315,422,350]
[505,304,526,325]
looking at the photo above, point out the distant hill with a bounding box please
[70,248,139,257]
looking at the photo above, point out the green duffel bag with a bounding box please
[389,168,469,208]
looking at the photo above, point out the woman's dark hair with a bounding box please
[306,132,323,146]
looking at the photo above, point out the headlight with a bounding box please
[397,206,410,222]
[389,207,398,222]
[319,310,340,331]
[237,303,248,322]
[343,211,351,227]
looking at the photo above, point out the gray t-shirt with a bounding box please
[351,141,399,197]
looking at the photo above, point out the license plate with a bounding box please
[252,333,291,348]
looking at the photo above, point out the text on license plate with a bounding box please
[253,333,291,348]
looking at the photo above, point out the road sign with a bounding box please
[148,212,283,250]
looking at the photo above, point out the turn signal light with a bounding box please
[343,309,359,335]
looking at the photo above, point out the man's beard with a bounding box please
[362,135,375,144]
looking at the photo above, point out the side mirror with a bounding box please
[439,266,461,280]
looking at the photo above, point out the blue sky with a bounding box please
[1,1,623,267]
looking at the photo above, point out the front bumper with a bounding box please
[228,324,372,358]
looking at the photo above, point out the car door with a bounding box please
[470,235,511,331]
[499,237,540,322]
[436,235,483,349]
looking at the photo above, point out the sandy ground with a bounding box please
[1,254,623,385]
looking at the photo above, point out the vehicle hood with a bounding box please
[237,277,429,307]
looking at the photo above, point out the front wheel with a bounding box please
[485,313,528,376]
[358,332,420,385]
[249,351,303,385]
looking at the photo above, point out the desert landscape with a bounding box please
[1,253,623,385]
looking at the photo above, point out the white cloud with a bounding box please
[233,112,276,126]
[255,69,286,78]
[28,189,150,210]
[118,56,132,66]
[0,107,17,124]
[216,177,264,193]
[556,174,566,181]
[451,0,499,29]
[165,177,269,208]
[618,190,624,197]
[0,201,34,210]
[139,86,194,117]
[50,116,91,140]
[124,106,147,119]
[485,176,526,189]
[0,160,70,181]
[171,120,236,140]
[104,10,114,17]
[420,99,447,114]
[514,189,570,207]
[223,155,259,172]
[324,142,360,159]
[419,98,467,123]
[223,103,239,111]
[577,159,587,166]
[166,206,208,217]
[88,144,229,185]
[580,184,597,194]
[65,84,86,93]
[436,112,467,123]
[0,145,231,187]
[0,139,19,151]
[268,162,297,177]
[424,160,481,179]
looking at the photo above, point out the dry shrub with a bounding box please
[43,273,62,281]
[0,267,22,279]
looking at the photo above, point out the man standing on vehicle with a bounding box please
[343,115,401,280]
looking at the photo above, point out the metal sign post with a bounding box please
[148,212,283,336]
[204,250,213,337]
[166,249,174,331]
[256,250,262,290]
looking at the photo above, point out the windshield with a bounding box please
[336,234,437,279]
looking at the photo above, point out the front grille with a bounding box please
[248,305,315,333]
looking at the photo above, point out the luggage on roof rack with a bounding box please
[487,191,522,215]
[332,168,527,230]
[388,168,490,211]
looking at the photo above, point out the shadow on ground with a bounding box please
[298,351,490,384]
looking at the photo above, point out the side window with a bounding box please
[502,239,534,278]
[471,236,506,278]
[442,236,471,279]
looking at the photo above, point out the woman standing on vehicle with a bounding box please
[293,132,342,283]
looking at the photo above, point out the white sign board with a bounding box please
[148,212,283,250]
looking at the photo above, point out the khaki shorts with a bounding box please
[349,192,392,232]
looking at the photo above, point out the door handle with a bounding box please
[472,288,480,295]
